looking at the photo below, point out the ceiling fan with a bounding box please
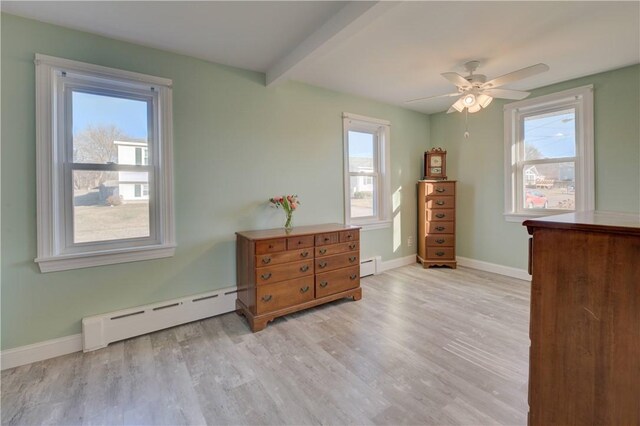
[407,61,550,113]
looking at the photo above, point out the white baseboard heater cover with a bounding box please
[82,286,238,352]
[360,256,380,277]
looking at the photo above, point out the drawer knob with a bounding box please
[435,213,445,219]
[435,201,445,206]
[269,244,274,249]
[319,261,328,269]
[260,272,272,280]
[436,187,446,193]
[320,281,328,288]
[349,243,356,250]
[350,274,358,280]
[300,251,309,258]
[436,251,445,257]
[435,226,445,231]
[347,234,353,239]
[349,256,357,262]
[324,237,330,242]
[319,248,327,255]
[300,286,310,293]
[300,265,309,272]
[297,240,303,245]
[262,257,271,264]
[436,239,445,244]
[261,295,272,302]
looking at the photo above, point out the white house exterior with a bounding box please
[114,140,149,201]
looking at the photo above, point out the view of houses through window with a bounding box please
[71,91,151,243]
[521,108,576,211]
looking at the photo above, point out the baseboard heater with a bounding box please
[360,256,380,277]
[82,286,238,352]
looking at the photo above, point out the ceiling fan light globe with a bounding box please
[463,94,476,106]
[477,94,493,108]
[468,104,482,113]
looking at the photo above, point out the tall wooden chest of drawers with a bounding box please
[236,224,362,331]
[417,180,457,268]
[524,211,639,425]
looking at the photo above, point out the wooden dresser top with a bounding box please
[524,210,640,235]
[236,223,361,240]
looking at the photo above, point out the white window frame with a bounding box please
[503,85,594,222]
[34,54,175,272]
[343,112,391,230]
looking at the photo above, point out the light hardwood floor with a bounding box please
[1,265,531,425]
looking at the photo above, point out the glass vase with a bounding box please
[284,211,293,232]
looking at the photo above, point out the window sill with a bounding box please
[504,211,572,223]
[349,220,393,231]
[35,244,176,273]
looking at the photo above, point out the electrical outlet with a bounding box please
[407,236,413,247]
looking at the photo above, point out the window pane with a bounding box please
[72,91,149,165]
[349,175,376,218]
[348,131,375,172]
[523,162,575,210]
[73,170,150,243]
[524,109,576,160]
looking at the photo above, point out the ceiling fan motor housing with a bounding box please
[465,74,487,87]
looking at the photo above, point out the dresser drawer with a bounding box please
[427,221,454,234]
[316,266,360,298]
[255,239,286,254]
[255,248,312,267]
[426,235,454,247]
[256,277,314,314]
[286,235,314,250]
[426,182,455,196]
[426,196,455,209]
[316,241,359,257]
[426,247,455,260]
[316,252,359,273]
[256,259,313,285]
[315,232,339,246]
[339,230,359,243]
[427,209,453,221]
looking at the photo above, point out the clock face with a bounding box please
[430,155,442,167]
[431,167,442,174]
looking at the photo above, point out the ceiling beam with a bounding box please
[266,1,397,87]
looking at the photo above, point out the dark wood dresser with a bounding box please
[417,180,457,268]
[524,211,640,425]
[236,224,361,331]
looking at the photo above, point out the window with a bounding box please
[343,113,391,229]
[504,86,594,222]
[35,54,175,272]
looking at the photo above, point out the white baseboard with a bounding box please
[378,254,417,272]
[1,334,82,370]
[456,256,531,281]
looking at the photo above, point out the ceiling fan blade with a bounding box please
[482,63,549,88]
[483,88,531,100]
[405,92,460,103]
[441,72,471,89]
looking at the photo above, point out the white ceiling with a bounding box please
[3,1,639,114]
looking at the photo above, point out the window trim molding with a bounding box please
[34,54,175,272]
[342,113,392,230]
[503,85,594,222]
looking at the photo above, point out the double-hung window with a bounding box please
[503,85,594,221]
[35,54,175,272]
[343,113,391,229]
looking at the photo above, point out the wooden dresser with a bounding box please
[417,180,457,268]
[524,211,640,425]
[236,224,361,331]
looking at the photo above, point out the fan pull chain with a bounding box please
[464,109,470,139]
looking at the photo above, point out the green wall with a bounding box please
[430,65,640,270]
[1,14,429,350]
